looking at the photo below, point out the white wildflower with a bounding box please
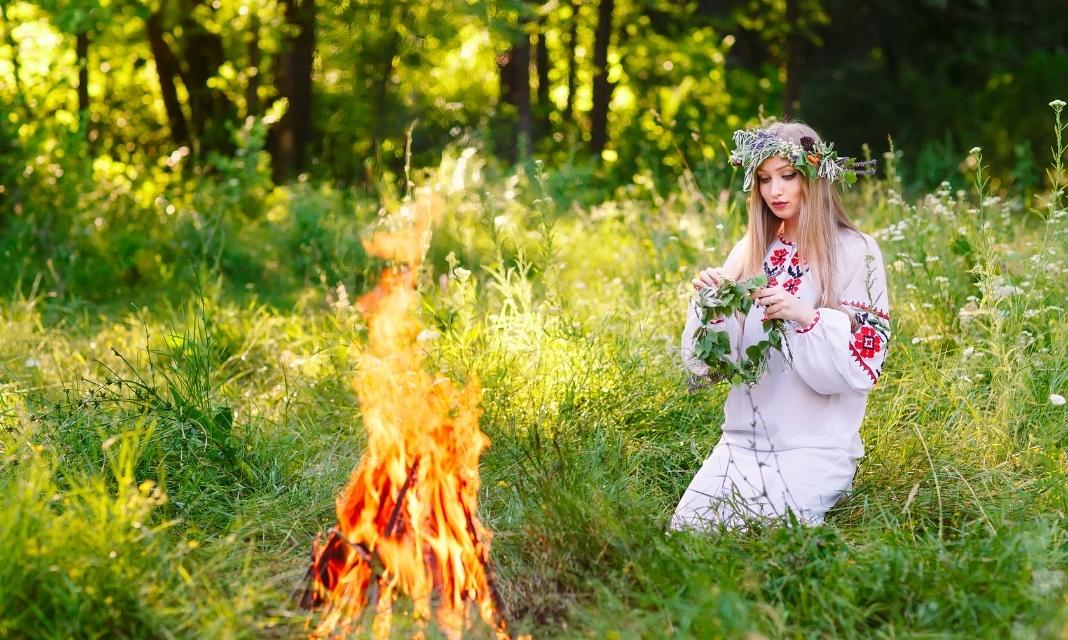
[969,146,982,155]
[416,329,440,343]
[453,267,471,282]
[1032,568,1065,597]
[1050,99,1066,110]
[1050,393,1066,407]
[24,358,39,368]
[993,284,1022,299]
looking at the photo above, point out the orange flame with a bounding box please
[303,189,515,639]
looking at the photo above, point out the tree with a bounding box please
[564,1,579,125]
[33,0,105,137]
[783,0,799,118]
[245,13,261,117]
[589,0,613,157]
[497,18,533,161]
[533,17,551,138]
[145,4,190,147]
[177,0,237,156]
[270,0,316,182]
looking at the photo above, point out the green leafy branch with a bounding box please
[690,275,793,387]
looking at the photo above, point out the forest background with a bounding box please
[1,0,1067,638]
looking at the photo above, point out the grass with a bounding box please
[1,107,1067,638]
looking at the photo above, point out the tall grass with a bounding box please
[1,102,1066,638]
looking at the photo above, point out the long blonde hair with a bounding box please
[727,121,861,308]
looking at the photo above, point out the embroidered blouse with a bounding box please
[681,227,891,459]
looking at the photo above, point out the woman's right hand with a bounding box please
[692,267,728,291]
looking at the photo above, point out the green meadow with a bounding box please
[2,99,1067,638]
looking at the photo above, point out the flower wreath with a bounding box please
[689,275,793,389]
[729,127,877,192]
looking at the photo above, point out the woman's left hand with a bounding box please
[752,286,818,326]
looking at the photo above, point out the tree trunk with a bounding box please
[783,0,799,118]
[146,8,190,147]
[564,2,578,124]
[271,0,316,182]
[534,21,550,140]
[179,0,236,156]
[76,30,89,135]
[589,0,614,157]
[497,30,533,162]
[246,14,261,116]
[372,13,401,166]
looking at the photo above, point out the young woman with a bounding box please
[672,121,890,530]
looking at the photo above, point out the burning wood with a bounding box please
[300,189,519,639]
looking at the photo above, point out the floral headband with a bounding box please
[729,127,877,192]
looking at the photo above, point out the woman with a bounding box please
[672,121,890,530]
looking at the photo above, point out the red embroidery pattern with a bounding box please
[849,344,878,383]
[854,326,882,358]
[841,300,890,320]
[768,276,779,287]
[795,310,820,334]
[783,277,802,295]
[770,248,788,268]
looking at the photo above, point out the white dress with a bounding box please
[672,227,891,529]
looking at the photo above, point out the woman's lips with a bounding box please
[771,201,788,209]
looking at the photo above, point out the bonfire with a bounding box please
[301,188,515,639]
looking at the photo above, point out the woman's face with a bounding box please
[756,156,802,223]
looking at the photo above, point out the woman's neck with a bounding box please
[780,219,799,244]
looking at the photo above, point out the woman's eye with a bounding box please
[783,172,797,180]
[758,177,770,184]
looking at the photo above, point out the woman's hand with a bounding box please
[692,267,729,291]
[752,285,818,325]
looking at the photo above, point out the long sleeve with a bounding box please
[787,235,891,395]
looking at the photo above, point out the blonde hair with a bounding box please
[726,121,861,309]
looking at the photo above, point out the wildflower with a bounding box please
[1050,99,1066,110]
[24,358,39,368]
[416,329,440,343]
[1051,394,1066,407]
[453,267,471,282]
[969,146,981,155]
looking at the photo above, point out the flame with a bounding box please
[303,189,515,639]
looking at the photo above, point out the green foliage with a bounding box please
[690,274,794,387]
